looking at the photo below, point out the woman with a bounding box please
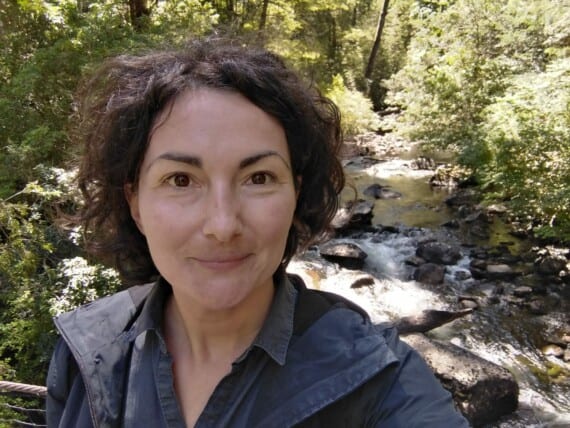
[46,38,470,427]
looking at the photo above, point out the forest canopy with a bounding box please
[0,0,569,405]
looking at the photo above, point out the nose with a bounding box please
[202,183,243,242]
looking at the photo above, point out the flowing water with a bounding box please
[289,155,570,427]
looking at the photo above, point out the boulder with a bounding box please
[513,286,533,297]
[405,255,425,267]
[363,183,402,199]
[417,241,462,265]
[527,298,548,315]
[486,264,517,275]
[413,263,446,285]
[471,264,520,281]
[536,255,567,276]
[319,241,368,270]
[403,334,519,427]
[444,189,479,206]
[331,199,374,231]
[430,164,464,187]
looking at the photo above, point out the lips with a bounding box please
[191,254,251,270]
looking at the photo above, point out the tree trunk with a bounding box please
[128,0,150,30]
[329,14,337,62]
[364,0,390,80]
[259,0,269,30]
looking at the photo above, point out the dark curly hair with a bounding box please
[73,37,344,285]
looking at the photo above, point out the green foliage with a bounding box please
[0,168,120,386]
[325,74,380,136]
[481,58,570,240]
[385,0,570,241]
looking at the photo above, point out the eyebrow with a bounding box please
[240,150,291,170]
[149,153,202,170]
[148,150,291,171]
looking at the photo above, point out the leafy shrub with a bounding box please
[325,74,380,137]
[0,168,119,386]
[481,58,570,240]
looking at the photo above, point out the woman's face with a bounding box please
[127,89,297,311]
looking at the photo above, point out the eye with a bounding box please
[165,173,191,187]
[248,172,274,185]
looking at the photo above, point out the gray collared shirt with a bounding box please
[122,277,298,428]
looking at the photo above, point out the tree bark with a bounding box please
[364,0,390,80]
[128,0,150,30]
[259,0,269,30]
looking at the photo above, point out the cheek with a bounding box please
[252,196,296,241]
[139,197,196,241]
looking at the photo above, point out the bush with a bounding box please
[0,168,119,386]
[481,58,570,240]
[325,74,380,137]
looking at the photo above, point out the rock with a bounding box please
[486,204,508,215]
[430,164,468,188]
[413,263,446,285]
[379,224,400,234]
[460,299,479,309]
[412,156,436,170]
[350,275,375,289]
[542,344,564,358]
[536,255,567,276]
[331,199,374,231]
[319,241,367,270]
[516,274,548,295]
[444,189,479,207]
[513,286,533,297]
[363,183,402,199]
[442,219,460,229]
[564,349,570,362]
[559,270,570,284]
[454,270,472,281]
[403,334,519,426]
[464,210,490,224]
[470,259,487,270]
[483,264,520,281]
[527,299,548,315]
[457,204,472,218]
[404,256,425,267]
[416,241,462,265]
[469,223,491,240]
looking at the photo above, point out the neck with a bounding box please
[164,282,275,366]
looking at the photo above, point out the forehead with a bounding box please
[145,88,290,164]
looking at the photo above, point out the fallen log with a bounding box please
[394,308,474,335]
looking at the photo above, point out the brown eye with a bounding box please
[250,172,268,185]
[167,174,190,187]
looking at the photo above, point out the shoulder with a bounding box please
[289,279,469,426]
[53,282,154,354]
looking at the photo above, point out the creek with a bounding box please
[288,141,570,427]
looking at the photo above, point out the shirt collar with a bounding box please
[129,277,171,341]
[246,273,298,366]
[129,274,298,366]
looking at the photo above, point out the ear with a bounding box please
[124,183,145,235]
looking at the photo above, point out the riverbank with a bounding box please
[289,131,570,426]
